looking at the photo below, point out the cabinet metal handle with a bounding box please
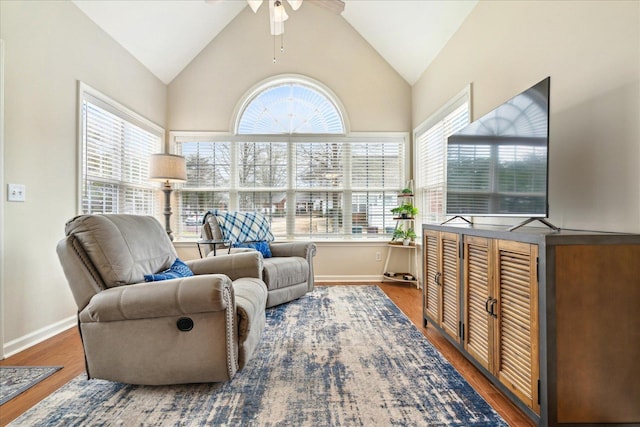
[489,298,498,318]
[485,296,493,314]
[434,272,441,286]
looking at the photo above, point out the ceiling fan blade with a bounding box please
[287,0,303,11]
[248,0,264,13]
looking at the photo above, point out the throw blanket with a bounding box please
[207,210,274,244]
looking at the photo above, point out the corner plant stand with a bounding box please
[382,192,420,288]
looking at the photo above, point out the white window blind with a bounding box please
[239,142,288,188]
[80,85,162,215]
[173,136,407,240]
[351,142,403,190]
[295,142,344,189]
[183,141,231,189]
[415,94,470,223]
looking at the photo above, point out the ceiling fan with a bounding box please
[248,0,300,36]
[207,1,344,31]
[206,0,344,61]
[251,0,345,35]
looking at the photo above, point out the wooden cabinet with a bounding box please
[423,230,439,321]
[423,224,640,426]
[463,236,493,371]
[461,236,540,413]
[423,230,460,343]
[494,239,539,414]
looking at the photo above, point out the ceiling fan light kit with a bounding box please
[248,0,305,62]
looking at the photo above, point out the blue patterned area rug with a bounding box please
[9,286,506,426]
[0,366,62,405]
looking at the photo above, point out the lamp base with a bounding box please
[162,182,174,241]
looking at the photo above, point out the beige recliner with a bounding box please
[57,214,267,385]
[201,211,317,308]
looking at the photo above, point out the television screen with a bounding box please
[446,77,550,217]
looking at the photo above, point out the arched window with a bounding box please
[174,76,408,241]
[236,77,346,134]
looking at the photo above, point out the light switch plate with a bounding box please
[8,183,26,202]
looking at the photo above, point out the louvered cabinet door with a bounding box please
[494,240,540,414]
[423,230,440,322]
[463,236,494,372]
[440,232,460,343]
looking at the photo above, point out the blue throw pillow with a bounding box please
[144,258,194,282]
[232,241,272,258]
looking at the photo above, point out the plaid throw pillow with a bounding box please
[210,210,275,244]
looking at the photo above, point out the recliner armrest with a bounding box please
[79,275,233,323]
[186,251,263,281]
[269,241,317,260]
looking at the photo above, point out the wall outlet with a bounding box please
[375,251,382,261]
[8,183,26,202]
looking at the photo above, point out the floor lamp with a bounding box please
[149,153,187,241]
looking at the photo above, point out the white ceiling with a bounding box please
[71,0,477,85]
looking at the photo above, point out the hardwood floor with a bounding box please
[0,283,535,426]
[0,327,85,426]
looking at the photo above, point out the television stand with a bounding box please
[441,216,473,226]
[508,217,560,232]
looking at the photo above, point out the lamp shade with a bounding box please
[149,153,187,182]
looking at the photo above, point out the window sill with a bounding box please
[173,238,422,247]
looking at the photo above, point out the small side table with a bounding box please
[196,239,231,258]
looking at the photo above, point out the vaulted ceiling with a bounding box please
[71,0,477,85]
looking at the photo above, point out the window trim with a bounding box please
[170,131,410,241]
[77,81,165,215]
[230,74,351,135]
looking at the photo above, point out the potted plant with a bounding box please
[391,203,418,219]
[400,187,413,195]
[402,227,417,246]
[391,226,417,245]
[392,225,406,243]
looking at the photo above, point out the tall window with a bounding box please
[79,83,163,215]
[174,77,408,240]
[415,87,470,223]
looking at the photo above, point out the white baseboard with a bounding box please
[2,315,76,359]
[315,274,384,283]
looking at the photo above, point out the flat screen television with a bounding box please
[446,77,550,218]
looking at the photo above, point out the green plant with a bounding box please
[392,225,406,241]
[400,187,413,194]
[391,226,417,241]
[405,227,417,240]
[391,203,418,218]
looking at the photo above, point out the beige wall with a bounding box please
[413,0,640,233]
[0,0,167,355]
[168,4,411,132]
[175,241,419,284]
